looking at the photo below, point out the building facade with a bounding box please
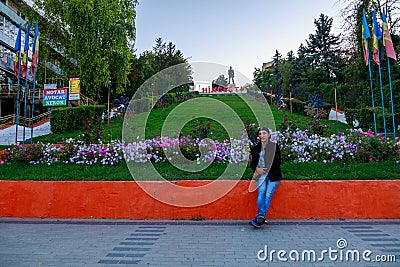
[0,0,66,119]
[0,0,28,117]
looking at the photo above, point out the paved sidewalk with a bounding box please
[0,218,399,267]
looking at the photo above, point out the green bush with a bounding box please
[307,118,330,136]
[51,105,105,133]
[5,143,44,163]
[345,108,357,126]
[347,106,396,133]
[191,120,211,139]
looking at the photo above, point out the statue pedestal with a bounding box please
[228,83,236,92]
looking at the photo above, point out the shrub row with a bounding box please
[51,105,105,133]
[345,107,399,132]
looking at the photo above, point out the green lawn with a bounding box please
[27,94,351,144]
[123,94,351,141]
[1,161,399,180]
[1,94,398,181]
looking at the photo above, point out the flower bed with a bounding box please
[1,130,399,219]
[2,129,399,165]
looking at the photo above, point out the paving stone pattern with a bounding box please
[0,219,399,267]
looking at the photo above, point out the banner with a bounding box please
[68,77,80,100]
[43,84,67,106]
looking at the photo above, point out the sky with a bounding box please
[134,0,344,81]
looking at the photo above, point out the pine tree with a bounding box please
[306,14,341,75]
[271,50,283,93]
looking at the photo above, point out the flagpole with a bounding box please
[382,8,397,139]
[22,23,30,144]
[15,51,22,145]
[377,49,387,137]
[30,67,37,144]
[366,41,378,135]
[30,22,39,144]
[23,72,29,144]
[386,58,396,139]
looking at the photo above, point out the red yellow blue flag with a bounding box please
[372,9,383,65]
[382,9,397,60]
[361,10,371,66]
[31,23,39,77]
[13,24,22,77]
[21,23,30,78]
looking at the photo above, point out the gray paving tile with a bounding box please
[0,219,399,266]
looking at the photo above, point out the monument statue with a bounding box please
[228,66,235,84]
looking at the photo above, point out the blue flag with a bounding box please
[13,24,22,77]
[21,22,30,77]
[13,24,22,52]
[361,10,370,65]
[362,10,370,39]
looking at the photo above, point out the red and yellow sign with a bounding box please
[68,77,80,100]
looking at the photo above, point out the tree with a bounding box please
[279,60,292,97]
[338,0,400,51]
[152,38,187,72]
[281,51,296,96]
[286,50,295,62]
[253,68,272,92]
[127,38,191,98]
[25,0,138,101]
[271,50,283,94]
[305,14,341,76]
[127,51,155,98]
[291,44,310,88]
[337,0,399,102]
[213,74,228,87]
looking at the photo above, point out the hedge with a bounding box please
[50,105,105,133]
[346,106,399,132]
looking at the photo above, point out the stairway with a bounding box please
[0,112,52,145]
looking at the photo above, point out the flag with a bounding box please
[372,9,383,65]
[13,24,22,77]
[21,22,30,78]
[361,10,371,65]
[31,23,39,77]
[382,8,397,60]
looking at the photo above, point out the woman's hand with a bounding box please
[253,167,267,178]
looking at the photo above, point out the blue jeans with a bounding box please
[256,174,280,217]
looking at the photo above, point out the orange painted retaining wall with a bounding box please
[0,180,399,219]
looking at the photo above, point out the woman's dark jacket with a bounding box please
[250,141,282,182]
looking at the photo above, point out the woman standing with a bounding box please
[249,126,282,228]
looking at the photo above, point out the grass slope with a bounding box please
[1,94,398,180]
